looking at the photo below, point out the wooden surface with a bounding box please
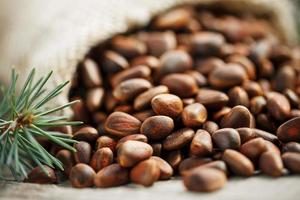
[1,176,300,200]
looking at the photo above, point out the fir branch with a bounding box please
[0,68,81,180]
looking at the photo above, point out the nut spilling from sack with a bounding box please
[29,5,300,192]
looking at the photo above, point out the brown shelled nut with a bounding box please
[130,158,160,187]
[183,167,227,192]
[25,165,57,184]
[104,112,142,137]
[222,149,254,177]
[118,141,153,167]
[140,115,174,140]
[90,148,114,172]
[74,141,92,164]
[69,164,96,188]
[94,164,129,187]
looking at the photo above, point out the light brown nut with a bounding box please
[118,141,153,167]
[104,112,141,137]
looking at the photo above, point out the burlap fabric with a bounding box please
[0,0,297,114]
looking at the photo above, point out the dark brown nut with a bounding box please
[250,96,267,115]
[179,157,212,175]
[116,134,148,149]
[282,152,300,173]
[228,87,249,107]
[252,129,279,145]
[158,50,193,76]
[270,45,292,64]
[198,160,228,175]
[74,141,92,164]
[222,149,254,177]
[113,78,152,102]
[90,148,114,172]
[25,165,56,184]
[259,151,283,177]
[137,31,176,57]
[209,63,248,89]
[150,156,173,180]
[182,103,207,128]
[256,113,277,132]
[104,92,118,112]
[208,16,269,42]
[94,164,129,187]
[132,110,156,122]
[282,142,300,153]
[151,143,162,157]
[163,128,195,151]
[165,150,183,170]
[93,112,107,124]
[227,55,256,80]
[277,117,300,143]
[161,73,198,98]
[242,80,264,97]
[240,138,267,162]
[183,167,227,192]
[185,70,207,87]
[212,107,231,121]
[69,164,95,188]
[202,121,219,135]
[101,50,129,74]
[151,94,183,118]
[114,105,134,113]
[266,92,291,121]
[54,170,67,184]
[256,58,274,78]
[190,130,213,157]
[220,106,254,128]
[81,58,102,88]
[111,36,146,58]
[118,141,153,167]
[131,56,160,69]
[196,89,229,110]
[195,57,225,76]
[273,66,296,92]
[236,128,256,144]
[104,111,141,137]
[56,150,75,176]
[212,128,241,150]
[110,65,151,88]
[71,97,89,123]
[134,85,169,111]
[95,136,117,152]
[140,115,174,140]
[283,89,300,108]
[190,32,225,56]
[153,7,193,30]
[182,98,195,106]
[73,127,99,144]
[85,88,104,112]
[130,158,160,187]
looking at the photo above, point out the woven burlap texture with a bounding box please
[0,0,297,114]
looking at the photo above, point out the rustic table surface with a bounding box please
[1,176,300,200]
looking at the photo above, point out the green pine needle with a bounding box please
[0,68,82,181]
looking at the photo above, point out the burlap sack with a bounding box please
[0,0,298,115]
